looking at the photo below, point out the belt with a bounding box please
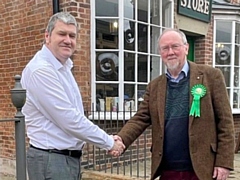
[30,144,82,158]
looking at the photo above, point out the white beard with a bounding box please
[166,61,180,71]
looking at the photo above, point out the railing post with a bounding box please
[10,75,27,180]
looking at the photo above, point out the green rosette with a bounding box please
[189,84,206,117]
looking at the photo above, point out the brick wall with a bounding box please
[0,0,53,118]
[194,14,214,65]
[0,0,53,161]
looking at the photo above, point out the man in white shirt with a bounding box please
[21,12,125,180]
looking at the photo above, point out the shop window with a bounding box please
[214,20,240,113]
[92,0,173,112]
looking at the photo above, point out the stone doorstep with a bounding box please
[0,158,16,177]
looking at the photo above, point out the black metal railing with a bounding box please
[82,109,152,179]
[0,75,26,180]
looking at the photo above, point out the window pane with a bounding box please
[138,54,148,82]
[137,85,147,108]
[233,90,239,109]
[124,52,135,81]
[235,22,240,44]
[96,19,118,49]
[138,0,148,22]
[96,52,119,81]
[162,0,172,28]
[96,83,119,112]
[235,23,240,88]
[150,26,160,54]
[150,56,160,80]
[235,45,240,66]
[234,67,239,87]
[227,89,230,99]
[137,85,146,99]
[138,23,148,52]
[150,0,160,25]
[96,0,118,17]
[215,44,231,65]
[124,0,134,19]
[216,67,231,87]
[124,84,134,99]
[124,84,135,111]
[216,21,232,43]
[124,20,135,51]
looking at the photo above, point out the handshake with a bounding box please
[108,135,126,157]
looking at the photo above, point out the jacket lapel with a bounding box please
[157,76,167,130]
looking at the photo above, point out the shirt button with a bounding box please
[159,152,162,156]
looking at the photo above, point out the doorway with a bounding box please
[187,36,195,62]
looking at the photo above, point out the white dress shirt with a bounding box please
[21,45,114,150]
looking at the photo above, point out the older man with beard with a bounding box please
[111,28,235,180]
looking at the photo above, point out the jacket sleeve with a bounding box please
[117,84,152,148]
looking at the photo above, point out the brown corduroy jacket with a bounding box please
[118,61,235,180]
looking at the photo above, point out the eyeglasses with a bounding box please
[159,44,185,53]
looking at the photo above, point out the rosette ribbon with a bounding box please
[189,84,206,117]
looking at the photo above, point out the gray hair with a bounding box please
[46,12,78,35]
[157,28,188,51]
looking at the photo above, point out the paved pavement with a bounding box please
[106,153,240,179]
[81,152,240,180]
[229,153,240,179]
[1,153,240,180]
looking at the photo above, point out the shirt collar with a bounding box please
[181,60,189,77]
[42,45,73,71]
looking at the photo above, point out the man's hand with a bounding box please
[213,167,230,180]
[108,135,125,157]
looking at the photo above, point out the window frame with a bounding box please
[213,16,240,114]
[90,0,174,113]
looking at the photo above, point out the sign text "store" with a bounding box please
[180,0,210,15]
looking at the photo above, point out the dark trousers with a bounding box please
[160,170,199,180]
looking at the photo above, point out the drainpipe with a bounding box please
[52,0,60,14]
